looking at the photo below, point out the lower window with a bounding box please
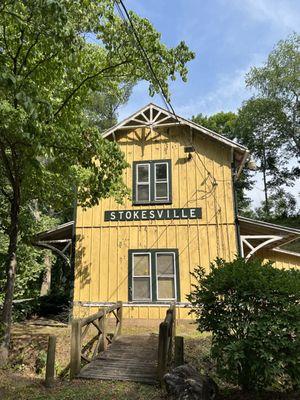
[128,249,180,302]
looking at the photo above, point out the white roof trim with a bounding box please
[102,103,248,154]
[238,216,300,236]
[272,247,300,258]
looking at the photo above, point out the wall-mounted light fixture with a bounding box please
[184,146,195,160]
[246,157,257,171]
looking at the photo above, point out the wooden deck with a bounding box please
[78,334,158,384]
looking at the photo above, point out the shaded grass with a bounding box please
[0,372,164,400]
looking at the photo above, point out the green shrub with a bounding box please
[9,292,70,322]
[187,257,300,392]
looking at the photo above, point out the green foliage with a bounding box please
[0,0,194,338]
[254,189,298,221]
[0,207,57,305]
[192,111,237,141]
[35,350,47,375]
[235,97,298,216]
[85,84,133,131]
[11,292,70,322]
[187,257,300,392]
[0,0,194,212]
[246,33,300,156]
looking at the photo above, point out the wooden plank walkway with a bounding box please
[78,334,158,384]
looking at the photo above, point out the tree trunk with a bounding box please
[40,253,52,296]
[0,189,20,366]
[262,167,269,215]
[262,148,269,216]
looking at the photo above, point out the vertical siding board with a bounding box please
[260,250,300,270]
[177,225,190,303]
[194,150,202,269]
[90,227,99,302]
[80,228,91,302]
[99,228,109,301]
[74,226,84,302]
[108,227,118,302]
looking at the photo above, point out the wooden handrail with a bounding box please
[70,301,123,379]
[157,303,176,384]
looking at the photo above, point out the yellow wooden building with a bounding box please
[36,103,300,319]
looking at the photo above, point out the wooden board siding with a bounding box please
[74,126,237,319]
[257,249,300,270]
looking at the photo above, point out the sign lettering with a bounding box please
[104,208,202,222]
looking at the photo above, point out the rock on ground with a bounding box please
[164,364,218,400]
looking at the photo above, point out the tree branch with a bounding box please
[13,27,26,74]
[18,31,41,75]
[53,60,131,118]
[18,51,60,87]
[2,10,27,22]
[0,140,15,187]
[2,24,14,61]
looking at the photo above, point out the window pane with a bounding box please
[156,163,167,180]
[137,165,149,182]
[137,184,149,201]
[155,183,168,199]
[133,278,150,300]
[133,254,150,276]
[158,277,175,299]
[157,254,174,275]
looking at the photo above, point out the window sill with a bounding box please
[132,201,173,206]
[128,301,178,305]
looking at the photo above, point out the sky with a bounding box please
[116,0,300,210]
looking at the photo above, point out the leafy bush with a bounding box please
[9,292,70,322]
[187,257,300,392]
[37,292,70,318]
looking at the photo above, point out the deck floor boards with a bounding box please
[78,334,158,384]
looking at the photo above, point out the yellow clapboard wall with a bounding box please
[74,126,238,319]
[257,249,300,270]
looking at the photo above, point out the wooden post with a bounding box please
[70,319,81,379]
[157,321,169,384]
[172,303,176,338]
[117,301,123,337]
[174,336,184,367]
[99,309,107,352]
[45,335,56,387]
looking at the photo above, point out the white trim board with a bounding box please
[74,301,191,308]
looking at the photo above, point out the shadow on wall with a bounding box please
[74,234,91,290]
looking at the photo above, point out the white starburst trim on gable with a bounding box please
[102,103,248,158]
[103,103,179,136]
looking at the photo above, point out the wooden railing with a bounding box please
[70,301,123,379]
[157,303,176,383]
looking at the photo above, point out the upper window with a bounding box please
[133,160,172,205]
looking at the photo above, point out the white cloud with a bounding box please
[231,0,300,31]
[175,67,251,118]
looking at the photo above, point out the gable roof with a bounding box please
[102,103,249,174]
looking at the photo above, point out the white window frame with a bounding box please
[132,252,152,301]
[154,162,169,201]
[155,252,177,301]
[136,163,151,203]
